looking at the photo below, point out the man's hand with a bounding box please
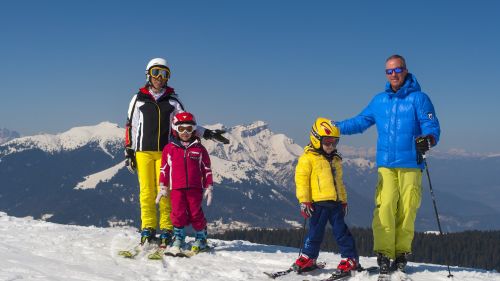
[300,202,314,219]
[203,129,230,144]
[124,149,136,174]
[416,135,435,154]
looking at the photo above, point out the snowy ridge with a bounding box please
[0,122,122,157]
[0,212,498,281]
[203,121,303,187]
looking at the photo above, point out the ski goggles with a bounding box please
[385,67,405,75]
[322,136,339,146]
[177,125,196,133]
[149,66,171,79]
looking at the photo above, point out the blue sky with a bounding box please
[1,1,499,153]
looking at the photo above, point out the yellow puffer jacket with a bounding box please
[295,145,347,203]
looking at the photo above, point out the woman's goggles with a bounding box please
[322,136,339,146]
[176,125,196,133]
[149,66,171,80]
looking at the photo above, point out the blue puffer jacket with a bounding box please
[336,73,440,169]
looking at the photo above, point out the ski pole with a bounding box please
[298,217,308,258]
[422,154,453,278]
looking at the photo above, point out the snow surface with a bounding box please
[0,212,498,281]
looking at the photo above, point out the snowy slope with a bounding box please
[0,213,498,281]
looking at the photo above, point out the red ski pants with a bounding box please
[170,188,207,231]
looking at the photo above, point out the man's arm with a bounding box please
[335,100,376,135]
[416,93,440,146]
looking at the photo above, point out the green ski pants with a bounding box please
[372,167,422,259]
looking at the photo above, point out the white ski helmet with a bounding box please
[145,58,170,82]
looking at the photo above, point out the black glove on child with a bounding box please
[415,135,434,154]
[203,129,230,144]
[124,148,137,174]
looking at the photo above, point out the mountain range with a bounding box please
[0,128,20,145]
[0,121,499,232]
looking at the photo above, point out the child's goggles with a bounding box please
[176,125,196,133]
[149,66,171,80]
[322,136,339,146]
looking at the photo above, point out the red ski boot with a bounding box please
[292,254,317,273]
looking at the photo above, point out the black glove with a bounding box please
[203,129,230,144]
[124,148,137,174]
[415,135,434,154]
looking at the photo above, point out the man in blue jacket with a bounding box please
[335,55,440,274]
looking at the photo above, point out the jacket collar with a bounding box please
[384,73,421,98]
[171,137,200,149]
[138,86,175,101]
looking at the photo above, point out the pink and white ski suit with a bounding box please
[159,138,213,230]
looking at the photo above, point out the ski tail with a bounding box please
[263,261,326,279]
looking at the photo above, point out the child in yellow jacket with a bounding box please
[292,117,359,275]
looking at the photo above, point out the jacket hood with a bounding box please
[384,73,421,98]
[304,144,341,160]
[304,144,320,155]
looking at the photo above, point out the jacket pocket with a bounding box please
[409,185,422,210]
[374,172,383,208]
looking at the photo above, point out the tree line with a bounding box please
[212,227,500,271]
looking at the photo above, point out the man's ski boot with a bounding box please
[140,227,156,245]
[292,254,317,273]
[191,229,208,253]
[166,227,185,256]
[377,253,391,281]
[391,253,408,272]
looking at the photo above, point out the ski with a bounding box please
[118,238,161,259]
[164,245,211,258]
[118,244,142,259]
[376,266,414,281]
[393,269,412,281]
[321,266,379,281]
[377,271,391,281]
[183,245,212,257]
[147,246,167,260]
[263,261,326,279]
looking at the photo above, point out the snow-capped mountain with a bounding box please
[0,128,20,144]
[1,213,498,281]
[0,122,499,231]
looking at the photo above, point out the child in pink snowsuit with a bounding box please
[157,112,213,253]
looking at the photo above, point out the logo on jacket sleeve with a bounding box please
[427,112,434,120]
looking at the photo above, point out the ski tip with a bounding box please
[263,272,277,279]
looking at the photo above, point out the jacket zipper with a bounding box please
[330,159,339,201]
[184,147,188,188]
[154,102,161,151]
